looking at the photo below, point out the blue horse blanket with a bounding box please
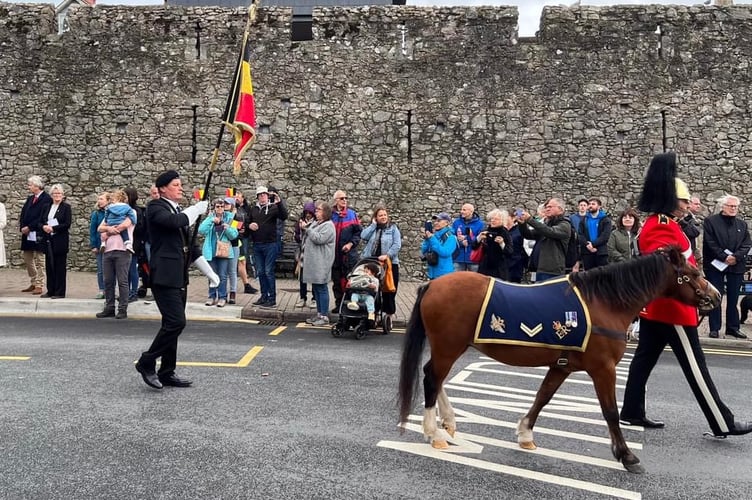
[473,277,592,351]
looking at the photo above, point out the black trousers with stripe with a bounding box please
[621,318,736,436]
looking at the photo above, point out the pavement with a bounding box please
[1,267,751,348]
[0,268,422,328]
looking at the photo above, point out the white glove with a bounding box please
[183,200,209,226]
[194,256,220,288]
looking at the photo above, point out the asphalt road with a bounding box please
[1,318,751,500]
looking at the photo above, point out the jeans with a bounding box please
[312,283,329,317]
[535,272,560,283]
[253,241,279,302]
[128,253,139,299]
[453,262,478,273]
[102,250,130,312]
[705,268,743,333]
[96,251,104,291]
[228,245,239,293]
[209,258,230,300]
[350,292,375,313]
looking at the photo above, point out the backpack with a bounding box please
[562,217,580,271]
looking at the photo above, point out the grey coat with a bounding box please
[301,220,336,285]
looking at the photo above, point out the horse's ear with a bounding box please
[667,245,684,266]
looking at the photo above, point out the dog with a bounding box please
[740,295,752,324]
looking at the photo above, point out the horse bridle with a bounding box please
[675,268,716,309]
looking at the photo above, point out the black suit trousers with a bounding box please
[141,284,187,376]
[45,251,68,297]
[621,318,735,435]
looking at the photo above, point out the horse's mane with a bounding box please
[568,253,670,311]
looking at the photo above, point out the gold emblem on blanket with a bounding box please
[552,321,571,339]
[489,314,506,333]
[520,322,543,338]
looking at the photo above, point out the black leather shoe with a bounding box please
[96,309,115,319]
[135,361,163,389]
[726,330,748,339]
[620,416,665,428]
[115,311,127,320]
[159,374,192,388]
[729,421,752,436]
[252,297,267,306]
[709,331,719,338]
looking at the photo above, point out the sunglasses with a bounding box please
[338,196,348,200]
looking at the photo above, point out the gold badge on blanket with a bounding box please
[553,321,571,339]
[489,314,506,333]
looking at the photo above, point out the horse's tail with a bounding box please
[398,282,430,429]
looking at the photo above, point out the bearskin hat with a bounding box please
[638,152,685,214]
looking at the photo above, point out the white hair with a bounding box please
[28,175,44,189]
[49,184,65,195]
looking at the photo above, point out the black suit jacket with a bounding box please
[43,202,72,255]
[147,198,200,288]
[19,191,52,252]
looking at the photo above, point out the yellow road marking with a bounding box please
[268,326,286,336]
[135,345,265,368]
[0,356,31,361]
[235,346,264,367]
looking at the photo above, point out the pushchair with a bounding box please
[331,257,391,339]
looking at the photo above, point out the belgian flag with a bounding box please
[226,36,257,175]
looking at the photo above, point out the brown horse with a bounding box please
[398,246,720,474]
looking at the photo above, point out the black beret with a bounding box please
[155,170,180,188]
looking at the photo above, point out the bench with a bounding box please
[275,242,298,278]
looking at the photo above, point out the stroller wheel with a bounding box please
[331,324,343,338]
[354,325,367,340]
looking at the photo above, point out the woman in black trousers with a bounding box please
[41,184,72,298]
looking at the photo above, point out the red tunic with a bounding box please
[638,213,698,326]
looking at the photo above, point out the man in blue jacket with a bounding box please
[452,203,484,272]
[578,198,612,270]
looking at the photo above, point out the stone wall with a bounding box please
[1,3,751,277]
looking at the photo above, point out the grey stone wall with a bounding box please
[1,3,751,277]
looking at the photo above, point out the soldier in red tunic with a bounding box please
[620,152,752,438]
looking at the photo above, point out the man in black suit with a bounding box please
[19,175,52,295]
[135,170,215,390]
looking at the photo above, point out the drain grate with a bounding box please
[257,319,286,326]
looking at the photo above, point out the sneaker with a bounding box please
[115,310,127,320]
[217,299,226,308]
[294,299,307,308]
[253,297,267,306]
[312,315,329,326]
[206,298,218,306]
[308,300,317,309]
[244,283,258,294]
[260,301,276,309]
[96,309,115,319]
[367,312,375,321]
[347,301,359,311]
[228,292,236,305]
[95,292,105,299]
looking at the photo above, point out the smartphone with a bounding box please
[424,221,433,232]
[515,209,523,218]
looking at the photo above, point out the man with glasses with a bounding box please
[331,190,361,312]
[702,195,752,339]
[516,197,570,282]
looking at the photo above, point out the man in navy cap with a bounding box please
[134,170,216,390]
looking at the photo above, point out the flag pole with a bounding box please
[191,1,258,247]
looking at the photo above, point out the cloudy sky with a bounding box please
[9,0,752,36]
